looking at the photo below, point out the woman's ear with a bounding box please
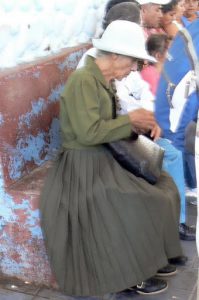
[154,52,162,61]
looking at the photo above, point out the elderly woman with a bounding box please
[40,21,182,297]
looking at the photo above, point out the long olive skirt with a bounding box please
[40,147,182,296]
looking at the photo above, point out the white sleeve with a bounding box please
[116,72,155,114]
[169,70,196,132]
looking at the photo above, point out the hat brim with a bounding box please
[92,39,157,63]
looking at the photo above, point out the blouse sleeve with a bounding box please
[61,72,132,146]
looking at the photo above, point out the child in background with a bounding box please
[182,0,199,26]
[141,34,170,95]
[163,0,186,38]
[174,0,186,26]
[160,0,179,38]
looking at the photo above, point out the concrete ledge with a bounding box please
[0,44,89,187]
[1,162,54,285]
[0,44,90,287]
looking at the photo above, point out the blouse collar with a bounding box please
[85,55,115,94]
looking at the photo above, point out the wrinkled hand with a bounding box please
[150,123,162,141]
[128,109,156,132]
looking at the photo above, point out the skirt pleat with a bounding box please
[40,147,182,296]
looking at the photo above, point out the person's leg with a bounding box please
[184,153,197,188]
[184,121,197,192]
[185,121,196,155]
[184,121,197,204]
[156,138,195,241]
[156,138,186,224]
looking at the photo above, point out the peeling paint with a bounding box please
[0,168,17,231]
[0,114,57,282]
[0,165,37,245]
[48,84,64,103]
[58,49,85,71]
[0,163,50,280]
[0,46,85,285]
[0,113,4,126]
[32,71,41,78]
[17,133,46,164]
[8,118,60,180]
[8,154,25,181]
[19,98,47,129]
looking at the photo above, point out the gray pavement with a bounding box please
[0,199,198,300]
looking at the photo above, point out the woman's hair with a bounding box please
[103,2,141,29]
[161,0,178,13]
[146,34,170,56]
[105,0,138,14]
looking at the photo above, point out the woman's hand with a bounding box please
[150,123,162,141]
[128,109,156,132]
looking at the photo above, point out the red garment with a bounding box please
[143,27,165,38]
[141,65,160,96]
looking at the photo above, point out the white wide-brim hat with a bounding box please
[136,0,171,5]
[92,20,156,63]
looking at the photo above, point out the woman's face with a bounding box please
[161,10,176,27]
[175,0,185,20]
[112,55,138,80]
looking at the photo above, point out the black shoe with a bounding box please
[134,277,168,295]
[179,223,196,241]
[156,264,177,277]
[169,255,188,266]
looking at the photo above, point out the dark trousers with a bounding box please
[184,121,197,188]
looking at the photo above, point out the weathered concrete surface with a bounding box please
[0,44,89,286]
[0,162,53,285]
[0,44,89,187]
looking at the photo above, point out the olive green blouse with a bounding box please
[60,56,132,149]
